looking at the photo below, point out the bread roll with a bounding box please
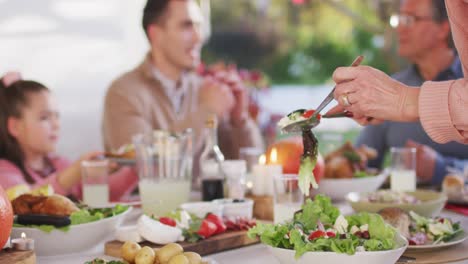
[442,174,465,200]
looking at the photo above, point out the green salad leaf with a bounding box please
[14,205,129,233]
[294,195,339,231]
[248,195,397,259]
[298,129,319,195]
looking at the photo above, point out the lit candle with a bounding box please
[11,232,34,251]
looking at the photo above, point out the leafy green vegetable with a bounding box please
[13,223,69,233]
[353,171,368,178]
[294,195,339,231]
[14,205,129,233]
[343,151,361,163]
[298,128,318,195]
[248,195,398,259]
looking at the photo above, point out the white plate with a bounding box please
[406,232,468,252]
[11,207,131,256]
[315,171,389,201]
[268,233,408,264]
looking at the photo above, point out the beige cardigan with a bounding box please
[102,54,264,180]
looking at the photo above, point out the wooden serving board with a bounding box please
[105,230,259,258]
[0,249,36,264]
[397,238,468,264]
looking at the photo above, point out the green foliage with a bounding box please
[204,0,393,85]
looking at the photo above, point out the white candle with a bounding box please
[11,232,34,251]
[252,155,267,196]
[264,148,282,196]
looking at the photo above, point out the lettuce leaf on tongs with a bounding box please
[298,128,319,196]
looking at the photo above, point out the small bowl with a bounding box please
[346,189,447,217]
[213,199,254,219]
[315,170,389,201]
[180,202,224,218]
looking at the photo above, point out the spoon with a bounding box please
[281,55,364,134]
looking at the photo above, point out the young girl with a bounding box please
[0,73,138,201]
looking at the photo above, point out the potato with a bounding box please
[157,243,184,263]
[168,254,189,264]
[135,246,156,264]
[121,241,142,263]
[183,252,202,264]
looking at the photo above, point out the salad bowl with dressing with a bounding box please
[248,195,408,264]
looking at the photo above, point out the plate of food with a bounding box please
[346,189,447,217]
[10,194,131,256]
[379,207,466,252]
[105,144,136,165]
[248,195,408,264]
[315,142,388,200]
[442,174,468,206]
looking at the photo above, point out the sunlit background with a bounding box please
[0,0,403,159]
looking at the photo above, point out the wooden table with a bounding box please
[35,203,468,264]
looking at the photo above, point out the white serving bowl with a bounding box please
[315,171,389,201]
[180,202,224,218]
[11,207,131,256]
[268,233,408,264]
[213,199,253,219]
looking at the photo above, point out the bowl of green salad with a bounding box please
[11,204,131,256]
[248,195,408,264]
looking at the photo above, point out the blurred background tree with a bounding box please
[202,0,403,85]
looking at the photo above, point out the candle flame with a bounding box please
[21,232,26,239]
[270,148,278,164]
[259,154,266,165]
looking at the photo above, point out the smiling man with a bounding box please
[102,0,263,184]
[356,0,468,186]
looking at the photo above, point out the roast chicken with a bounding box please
[12,194,79,217]
[324,142,378,179]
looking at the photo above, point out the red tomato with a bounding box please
[159,217,177,227]
[308,230,326,240]
[205,213,227,235]
[326,231,336,238]
[197,219,217,238]
[302,109,321,120]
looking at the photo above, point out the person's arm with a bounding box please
[218,117,264,159]
[108,167,139,202]
[103,88,154,151]
[433,154,468,185]
[355,124,388,170]
[420,1,468,143]
[0,160,73,196]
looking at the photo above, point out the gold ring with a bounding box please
[341,94,351,106]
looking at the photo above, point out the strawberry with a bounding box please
[159,217,176,227]
[197,219,217,238]
[205,213,227,235]
[308,230,326,240]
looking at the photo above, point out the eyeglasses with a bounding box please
[389,14,433,28]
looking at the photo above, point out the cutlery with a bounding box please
[281,55,364,133]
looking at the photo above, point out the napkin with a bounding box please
[445,203,468,216]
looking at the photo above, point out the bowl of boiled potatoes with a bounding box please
[120,241,215,264]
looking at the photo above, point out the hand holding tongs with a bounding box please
[281,55,364,133]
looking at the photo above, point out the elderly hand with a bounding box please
[329,66,420,123]
[405,140,437,183]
